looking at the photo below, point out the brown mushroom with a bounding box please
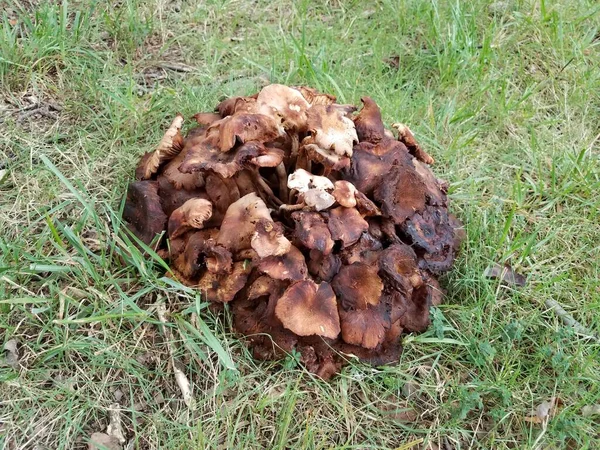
[258,244,308,281]
[136,114,185,180]
[307,250,342,282]
[275,280,341,339]
[291,211,334,255]
[250,219,291,258]
[217,96,257,117]
[293,86,337,106]
[123,180,168,245]
[338,303,389,349]
[196,261,252,303]
[173,233,232,280]
[256,84,310,132]
[332,263,383,310]
[374,162,426,225]
[392,123,435,165]
[168,198,213,239]
[378,244,422,297]
[213,114,284,153]
[353,97,386,144]
[217,193,272,254]
[326,206,369,248]
[303,104,358,158]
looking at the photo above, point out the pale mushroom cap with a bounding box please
[179,198,213,229]
[287,168,313,192]
[302,189,336,211]
[333,180,357,208]
[275,280,341,339]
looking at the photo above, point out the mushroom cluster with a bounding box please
[123,84,463,379]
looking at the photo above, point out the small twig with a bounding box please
[545,299,598,341]
[279,202,306,212]
[158,62,194,72]
[156,303,193,407]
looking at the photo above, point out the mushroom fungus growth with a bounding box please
[122,84,464,379]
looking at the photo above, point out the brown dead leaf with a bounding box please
[88,433,121,450]
[524,397,562,424]
[484,263,526,287]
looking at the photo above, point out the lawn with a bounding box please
[1,0,599,448]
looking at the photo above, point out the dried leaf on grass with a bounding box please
[524,397,563,424]
[88,403,126,449]
[1,339,19,368]
[581,405,600,417]
[483,263,526,287]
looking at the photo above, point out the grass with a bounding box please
[1,0,599,448]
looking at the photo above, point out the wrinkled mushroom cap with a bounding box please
[327,206,369,248]
[251,219,292,258]
[217,193,273,254]
[137,114,185,180]
[256,84,310,132]
[304,104,358,157]
[168,198,213,239]
[292,211,334,255]
[275,280,341,339]
[287,168,334,193]
[339,304,389,349]
[258,245,308,281]
[332,262,383,310]
[353,96,386,144]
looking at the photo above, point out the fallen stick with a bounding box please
[544,299,598,341]
[156,303,193,407]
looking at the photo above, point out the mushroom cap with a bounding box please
[192,112,222,126]
[339,303,389,349]
[168,198,213,239]
[353,97,386,144]
[173,233,232,279]
[217,96,257,117]
[293,86,337,106]
[307,250,342,282]
[205,172,241,218]
[256,84,310,132]
[392,123,435,165]
[332,180,357,208]
[354,191,381,217]
[179,139,284,178]
[196,260,252,303]
[162,147,206,190]
[123,180,168,245]
[137,114,185,180]
[326,206,369,248]
[157,175,209,219]
[292,211,334,255]
[303,143,351,171]
[374,162,426,225]
[305,104,358,157]
[250,219,292,258]
[275,280,341,339]
[332,262,383,310]
[258,244,308,281]
[217,193,273,254]
[340,231,383,266]
[343,139,411,195]
[412,158,447,206]
[302,189,336,211]
[378,244,422,297]
[287,168,334,193]
[212,114,284,153]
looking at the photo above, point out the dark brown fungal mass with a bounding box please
[123,84,463,379]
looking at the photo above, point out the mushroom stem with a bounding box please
[276,162,289,203]
[295,147,312,173]
[251,170,283,207]
[279,202,306,212]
